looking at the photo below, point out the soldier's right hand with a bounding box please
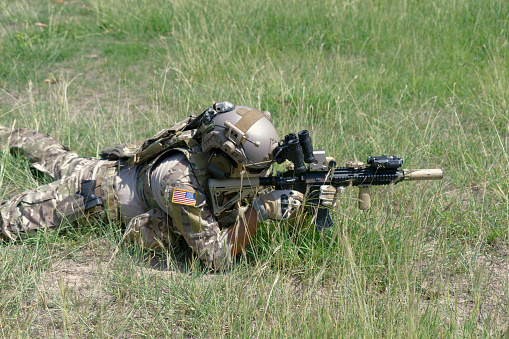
[252,190,304,222]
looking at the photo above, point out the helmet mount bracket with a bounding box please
[223,121,250,146]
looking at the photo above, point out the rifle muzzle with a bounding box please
[403,169,443,181]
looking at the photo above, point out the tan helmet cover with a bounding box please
[201,105,279,177]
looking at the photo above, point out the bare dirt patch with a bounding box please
[28,247,191,337]
[0,89,20,107]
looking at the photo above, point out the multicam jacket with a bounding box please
[0,122,236,270]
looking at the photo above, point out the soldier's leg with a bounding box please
[0,173,87,239]
[0,126,93,180]
[0,160,120,239]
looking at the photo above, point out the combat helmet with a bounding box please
[199,102,279,179]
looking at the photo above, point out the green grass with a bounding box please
[1,0,508,337]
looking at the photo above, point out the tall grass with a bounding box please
[0,0,508,337]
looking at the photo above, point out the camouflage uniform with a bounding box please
[0,127,233,270]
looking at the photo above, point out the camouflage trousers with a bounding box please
[0,127,119,239]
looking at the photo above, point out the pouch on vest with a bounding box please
[99,142,141,161]
[99,115,203,167]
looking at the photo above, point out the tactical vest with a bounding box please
[99,115,211,212]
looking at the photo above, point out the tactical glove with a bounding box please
[252,190,304,222]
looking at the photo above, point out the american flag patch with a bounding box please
[171,189,197,206]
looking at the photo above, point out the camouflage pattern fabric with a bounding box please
[0,127,119,239]
[144,154,232,269]
[0,127,233,270]
[124,208,176,250]
[1,127,85,179]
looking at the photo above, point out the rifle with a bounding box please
[207,131,443,230]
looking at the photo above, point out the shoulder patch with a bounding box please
[171,189,197,206]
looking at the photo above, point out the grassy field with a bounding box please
[0,0,508,337]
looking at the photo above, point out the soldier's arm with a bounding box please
[152,155,237,270]
[227,206,261,256]
[171,204,260,267]
[227,190,305,256]
[152,155,280,269]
